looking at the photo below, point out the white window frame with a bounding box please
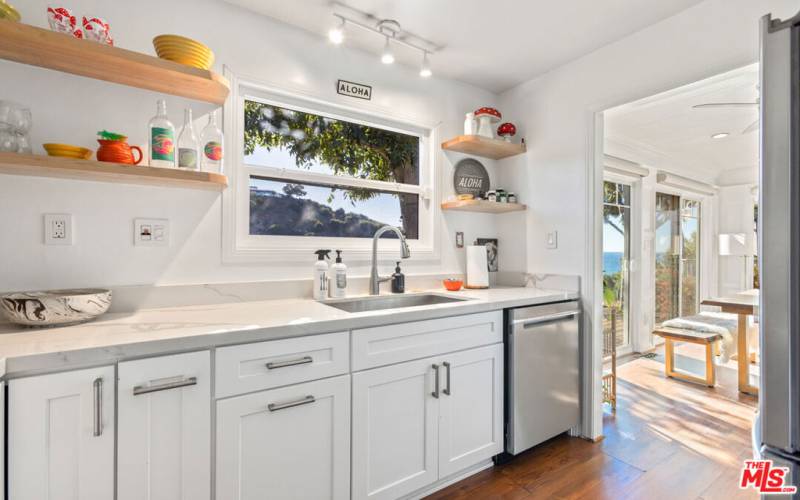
[222,69,440,264]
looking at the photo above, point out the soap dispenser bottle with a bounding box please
[391,261,405,294]
[330,250,347,298]
[313,249,331,300]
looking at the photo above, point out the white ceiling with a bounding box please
[223,0,706,93]
[605,64,759,185]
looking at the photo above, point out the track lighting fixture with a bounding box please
[328,17,345,45]
[327,10,440,78]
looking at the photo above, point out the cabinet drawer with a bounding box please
[351,311,502,370]
[216,331,349,398]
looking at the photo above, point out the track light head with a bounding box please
[419,52,432,78]
[381,36,395,64]
[328,17,345,44]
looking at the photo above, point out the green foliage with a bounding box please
[244,101,420,237]
[250,189,388,238]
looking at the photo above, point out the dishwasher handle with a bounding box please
[512,310,580,329]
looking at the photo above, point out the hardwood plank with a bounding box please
[424,346,758,500]
[0,20,229,105]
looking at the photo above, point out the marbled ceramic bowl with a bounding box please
[0,288,112,326]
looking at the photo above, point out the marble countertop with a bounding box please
[0,286,578,379]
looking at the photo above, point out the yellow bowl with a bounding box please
[154,34,210,49]
[155,48,213,63]
[0,2,21,22]
[43,143,92,160]
[154,36,213,56]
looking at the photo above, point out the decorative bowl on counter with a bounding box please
[0,288,112,326]
[443,279,464,291]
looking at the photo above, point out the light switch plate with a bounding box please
[546,231,558,249]
[134,218,169,247]
[44,214,74,245]
[455,231,464,248]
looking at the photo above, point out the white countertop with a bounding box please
[0,286,578,378]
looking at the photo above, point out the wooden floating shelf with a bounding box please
[441,199,526,214]
[0,153,228,191]
[0,20,230,105]
[441,135,526,160]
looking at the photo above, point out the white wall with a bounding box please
[0,0,502,292]
[498,0,799,438]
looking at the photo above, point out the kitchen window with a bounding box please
[222,74,436,263]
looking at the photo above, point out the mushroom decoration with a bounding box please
[474,107,502,139]
[497,122,517,142]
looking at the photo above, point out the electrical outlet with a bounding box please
[546,230,558,249]
[44,214,74,245]
[134,218,169,247]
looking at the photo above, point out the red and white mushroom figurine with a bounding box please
[474,107,502,139]
[497,122,517,142]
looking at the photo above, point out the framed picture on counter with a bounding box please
[476,238,498,272]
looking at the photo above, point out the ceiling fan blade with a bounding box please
[693,102,759,109]
[743,119,760,134]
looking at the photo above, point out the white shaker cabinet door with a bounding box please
[216,374,351,500]
[118,351,211,500]
[9,366,115,500]
[438,343,504,477]
[351,357,440,500]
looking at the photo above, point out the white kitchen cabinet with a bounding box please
[118,351,211,500]
[216,374,351,500]
[352,344,504,500]
[351,356,440,500]
[437,344,504,477]
[9,366,115,500]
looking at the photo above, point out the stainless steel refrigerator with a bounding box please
[758,7,800,491]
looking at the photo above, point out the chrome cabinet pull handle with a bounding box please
[93,377,103,437]
[133,376,197,396]
[266,356,313,370]
[432,364,440,398]
[268,395,316,412]
[443,362,451,396]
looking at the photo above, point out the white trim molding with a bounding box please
[221,67,442,264]
[603,154,650,178]
[656,171,718,196]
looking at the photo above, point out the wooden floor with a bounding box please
[425,345,758,499]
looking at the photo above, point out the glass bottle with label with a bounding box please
[177,107,199,170]
[200,110,223,173]
[148,99,176,168]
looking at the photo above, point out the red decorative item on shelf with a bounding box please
[474,107,501,121]
[46,6,77,35]
[96,139,142,165]
[474,107,502,139]
[497,122,517,142]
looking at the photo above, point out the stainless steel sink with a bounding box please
[323,293,468,313]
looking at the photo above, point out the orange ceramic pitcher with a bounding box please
[96,139,142,165]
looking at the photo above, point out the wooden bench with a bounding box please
[652,326,723,387]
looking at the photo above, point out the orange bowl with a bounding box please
[443,279,463,291]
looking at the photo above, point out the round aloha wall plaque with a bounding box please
[453,158,490,196]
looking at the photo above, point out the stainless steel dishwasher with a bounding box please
[504,300,581,456]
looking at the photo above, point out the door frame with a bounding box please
[601,172,642,356]
[586,89,725,441]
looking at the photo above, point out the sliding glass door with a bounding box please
[603,181,631,350]
[655,193,700,323]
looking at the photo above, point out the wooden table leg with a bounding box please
[737,313,759,395]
